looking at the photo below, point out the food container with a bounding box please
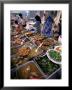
[11,48,44,69]
[35,55,60,77]
[47,68,61,79]
[15,61,46,79]
[22,41,36,48]
[46,49,61,65]
[28,34,45,43]
[18,41,44,59]
[11,36,29,48]
[28,47,43,58]
[11,54,29,69]
[54,45,62,54]
[11,58,61,79]
[41,38,57,49]
[11,42,44,69]
[24,35,37,47]
[11,32,61,79]
[11,38,33,57]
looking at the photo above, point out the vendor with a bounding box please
[11,20,19,30]
[12,20,22,34]
[34,15,41,33]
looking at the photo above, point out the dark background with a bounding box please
[0,0,71,89]
[0,0,70,3]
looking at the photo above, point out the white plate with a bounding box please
[46,49,61,65]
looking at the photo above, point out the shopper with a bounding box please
[52,11,62,40]
[18,13,26,27]
[42,15,54,37]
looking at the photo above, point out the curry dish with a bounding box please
[17,47,31,57]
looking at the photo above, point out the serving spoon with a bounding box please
[35,42,43,52]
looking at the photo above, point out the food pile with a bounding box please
[17,47,31,57]
[49,50,61,62]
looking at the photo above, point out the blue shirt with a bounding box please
[42,16,53,37]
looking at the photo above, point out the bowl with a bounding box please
[54,46,62,53]
[46,49,61,65]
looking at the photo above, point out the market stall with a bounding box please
[11,11,62,79]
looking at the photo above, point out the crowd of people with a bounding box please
[11,11,62,41]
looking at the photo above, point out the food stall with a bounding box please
[11,11,62,79]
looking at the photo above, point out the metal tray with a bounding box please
[11,61,46,79]
[11,33,61,79]
[11,58,61,79]
[34,55,61,79]
[11,55,29,69]
[47,68,61,79]
[11,36,29,48]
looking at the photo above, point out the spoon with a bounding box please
[35,42,43,52]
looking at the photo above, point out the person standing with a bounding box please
[52,11,62,40]
[42,14,54,37]
[18,13,26,27]
[34,15,41,33]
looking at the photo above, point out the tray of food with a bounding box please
[40,38,57,51]
[11,54,29,69]
[22,40,36,48]
[28,35,58,49]
[35,55,60,76]
[11,55,61,79]
[29,34,46,45]
[11,41,45,69]
[11,38,24,48]
[17,47,31,57]
[11,38,30,56]
[11,61,46,79]
[11,35,30,48]
[16,44,44,59]
[11,33,61,79]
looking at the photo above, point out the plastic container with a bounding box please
[15,61,46,79]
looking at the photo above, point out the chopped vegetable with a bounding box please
[36,56,59,74]
[49,50,61,62]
